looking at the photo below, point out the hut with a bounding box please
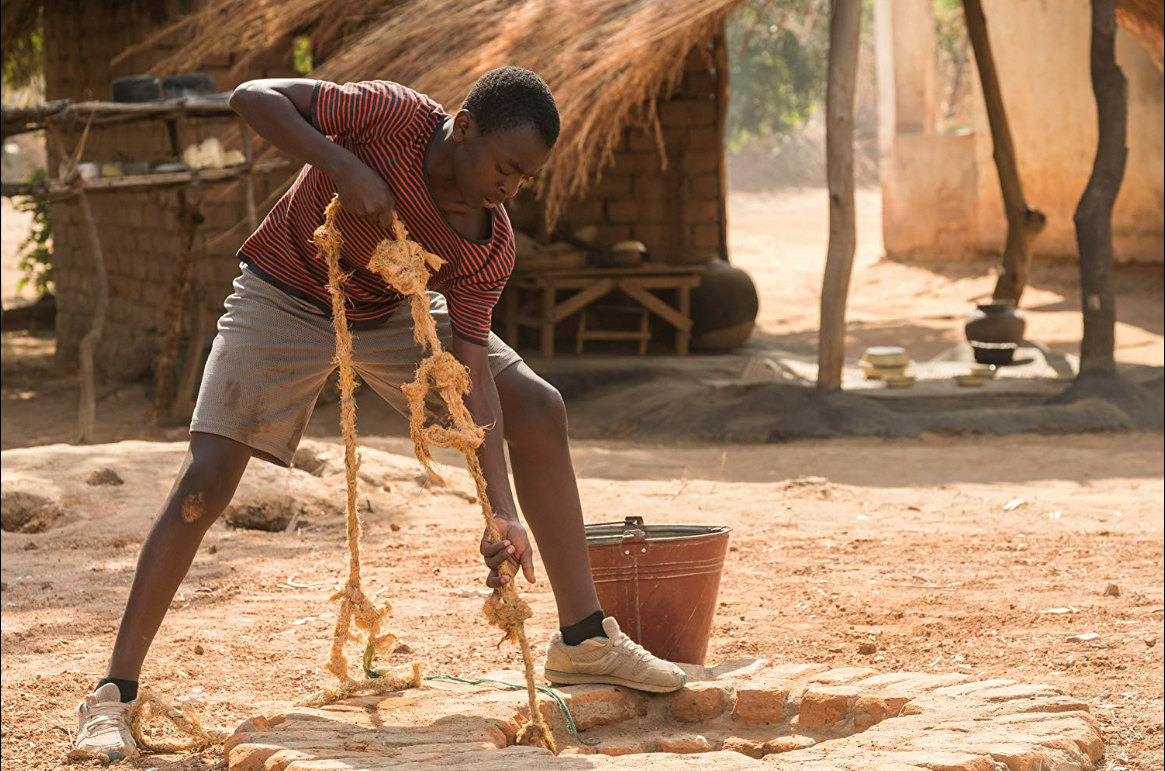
[2,0,750,379]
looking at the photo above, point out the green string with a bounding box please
[421,674,602,747]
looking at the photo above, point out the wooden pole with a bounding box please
[817,0,862,393]
[962,0,1046,303]
[1074,0,1127,374]
[75,189,108,444]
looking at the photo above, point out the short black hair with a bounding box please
[462,66,559,148]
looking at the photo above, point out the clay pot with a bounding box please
[964,301,1025,365]
[691,258,759,352]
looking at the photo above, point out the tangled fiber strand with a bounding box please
[367,212,555,754]
[296,662,425,708]
[311,197,406,693]
[66,688,225,763]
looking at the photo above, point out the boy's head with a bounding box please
[452,66,558,210]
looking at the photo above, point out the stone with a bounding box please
[1102,582,1120,597]
[764,735,817,754]
[227,662,1102,770]
[559,684,641,731]
[732,682,789,726]
[669,682,727,723]
[657,734,712,754]
[797,687,857,729]
[853,695,911,729]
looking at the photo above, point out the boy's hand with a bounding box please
[480,515,536,606]
[334,158,395,229]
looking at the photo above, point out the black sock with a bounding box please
[561,610,607,646]
[96,677,138,703]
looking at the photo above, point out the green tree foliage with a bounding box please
[15,169,54,297]
[725,0,830,152]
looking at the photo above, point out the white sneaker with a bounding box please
[543,616,687,693]
[75,683,136,761]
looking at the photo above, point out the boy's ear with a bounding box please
[453,110,476,143]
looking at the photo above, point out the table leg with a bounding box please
[540,285,556,358]
[676,284,692,355]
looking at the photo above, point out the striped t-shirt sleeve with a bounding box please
[443,241,516,345]
[312,80,420,144]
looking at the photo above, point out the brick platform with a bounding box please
[225,659,1104,770]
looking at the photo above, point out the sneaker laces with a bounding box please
[80,701,129,734]
[610,629,653,662]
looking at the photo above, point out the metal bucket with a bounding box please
[586,516,731,665]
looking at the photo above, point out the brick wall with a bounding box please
[47,11,726,378]
[511,41,728,266]
[44,0,295,377]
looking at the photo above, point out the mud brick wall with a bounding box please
[44,0,296,377]
[511,42,728,267]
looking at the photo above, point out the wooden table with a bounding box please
[503,264,703,357]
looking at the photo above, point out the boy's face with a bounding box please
[451,110,551,211]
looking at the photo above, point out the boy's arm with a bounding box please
[450,334,537,595]
[229,78,395,228]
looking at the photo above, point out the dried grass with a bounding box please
[113,0,746,229]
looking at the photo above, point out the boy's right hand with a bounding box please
[335,158,396,229]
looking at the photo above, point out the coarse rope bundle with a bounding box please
[362,200,556,754]
[309,197,424,694]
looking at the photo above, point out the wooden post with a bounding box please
[1074,0,1126,374]
[712,24,731,262]
[75,189,108,444]
[962,0,1046,302]
[240,118,259,232]
[817,0,862,392]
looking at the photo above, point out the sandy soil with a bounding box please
[1,434,1162,770]
[1,189,1162,770]
[730,188,1164,368]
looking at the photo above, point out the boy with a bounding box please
[74,67,685,760]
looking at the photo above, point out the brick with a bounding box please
[853,694,911,729]
[559,684,640,731]
[596,740,647,756]
[683,201,721,224]
[657,734,711,754]
[627,130,661,153]
[683,72,715,98]
[669,682,727,723]
[591,173,632,198]
[721,736,765,758]
[764,735,817,753]
[556,199,605,225]
[689,173,721,199]
[681,149,721,173]
[593,224,632,245]
[689,126,721,150]
[608,151,663,174]
[634,177,669,199]
[632,223,668,251]
[797,687,856,729]
[658,100,715,127]
[732,682,788,725]
[690,223,721,249]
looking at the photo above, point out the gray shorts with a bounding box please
[191,266,522,466]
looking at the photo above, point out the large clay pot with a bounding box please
[691,258,759,352]
[964,301,1026,365]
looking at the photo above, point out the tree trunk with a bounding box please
[75,189,108,444]
[962,0,1046,302]
[1075,0,1126,373]
[817,0,862,392]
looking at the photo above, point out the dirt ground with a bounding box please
[2,189,1163,770]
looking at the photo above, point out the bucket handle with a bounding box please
[621,515,648,555]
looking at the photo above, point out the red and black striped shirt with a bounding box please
[238,80,515,345]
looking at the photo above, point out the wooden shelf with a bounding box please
[1,158,291,198]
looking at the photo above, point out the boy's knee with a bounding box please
[506,379,568,446]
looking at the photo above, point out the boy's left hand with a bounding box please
[480,515,536,606]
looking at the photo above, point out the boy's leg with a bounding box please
[105,432,252,682]
[494,361,601,628]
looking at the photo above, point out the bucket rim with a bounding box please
[584,520,732,545]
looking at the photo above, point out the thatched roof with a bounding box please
[115,0,747,227]
[1116,0,1164,65]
